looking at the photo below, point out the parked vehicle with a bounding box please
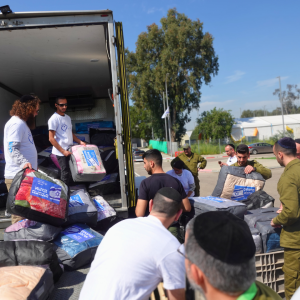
[248,143,273,155]
[133,150,145,161]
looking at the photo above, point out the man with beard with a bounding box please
[4,95,40,223]
[136,149,190,217]
[183,211,282,300]
[295,138,300,159]
[48,96,86,185]
[271,137,300,300]
[231,144,272,180]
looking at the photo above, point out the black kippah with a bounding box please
[278,137,296,149]
[173,160,184,169]
[295,139,300,144]
[20,95,35,103]
[156,187,182,203]
[193,211,255,265]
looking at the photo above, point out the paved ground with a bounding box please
[134,153,283,208]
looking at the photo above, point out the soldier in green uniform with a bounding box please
[231,144,272,180]
[171,143,206,197]
[271,137,300,300]
[184,212,282,300]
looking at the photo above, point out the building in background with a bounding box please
[231,114,300,141]
[180,130,193,146]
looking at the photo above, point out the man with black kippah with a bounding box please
[182,211,281,300]
[80,187,186,300]
[231,144,272,180]
[271,137,300,300]
[294,138,300,159]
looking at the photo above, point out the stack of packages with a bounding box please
[189,166,280,254]
[0,128,123,299]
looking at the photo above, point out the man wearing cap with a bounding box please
[231,144,272,180]
[4,95,40,223]
[80,187,186,300]
[171,143,207,197]
[183,211,282,300]
[271,137,300,300]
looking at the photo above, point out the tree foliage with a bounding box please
[129,106,152,142]
[126,8,219,141]
[196,108,235,139]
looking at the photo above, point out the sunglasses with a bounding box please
[57,104,68,107]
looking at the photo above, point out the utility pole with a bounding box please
[166,73,172,157]
[163,92,168,142]
[277,76,285,133]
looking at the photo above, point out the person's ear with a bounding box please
[150,160,155,168]
[174,209,183,222]
[149,199,153,212]
[190,264,206,290]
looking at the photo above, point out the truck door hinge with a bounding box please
[111,36,116,46]
[116,85,121,95]
[13,20,23,25]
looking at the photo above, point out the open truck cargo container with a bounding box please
[0,8,137,230]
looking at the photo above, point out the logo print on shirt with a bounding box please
[28,133,33,144]
[61,124,68,132]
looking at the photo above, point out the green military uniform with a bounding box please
[231,160,272,180]
[273,159,300,300]
[252,281,282,300]
[171,152,207,197]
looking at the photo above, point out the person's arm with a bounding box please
[253,161,272,180]
[49,130,71,157]
[187,171,195,198]
[73,133,86,146]
[273,177,299,226]
[182,197,191,212]
[8,142,32,169]
[197,155,207,170]
[166,289,185,300]
[135,199,148,217]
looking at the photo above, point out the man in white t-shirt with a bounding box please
[80,187,186,300]
[219,144,237,167]
[167,159,195,197]
[48,96,86,185]
[4,95,40,223]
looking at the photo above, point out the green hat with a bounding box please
[183,143,190,149]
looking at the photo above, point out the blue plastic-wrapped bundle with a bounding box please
[53,224,103,270]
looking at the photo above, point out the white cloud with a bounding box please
[147,7,165,14]
[256,76,288,88]
[225,71,245,84]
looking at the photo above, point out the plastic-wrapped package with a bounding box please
[189,196,247,219]
[93,195,116,222]
[69,145,106,182]
[53,224,103,270]
[66,189,97,227]
[243,190,275,210]
[4,219,62,242]
[250,227,262,254]
[6,169,69,226]
[244,208,279,228]
[88,173,119,197]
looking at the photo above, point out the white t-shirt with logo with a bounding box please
[227,155,237,166]
[48,112,73,156]
[79,215,185,300]
[4,116,37,179]
[166,169,195,197]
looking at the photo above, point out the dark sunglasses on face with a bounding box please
[57,104,67,107]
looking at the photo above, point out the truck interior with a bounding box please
[0,10,136,217]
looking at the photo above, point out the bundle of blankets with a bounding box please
[1,164,123,300]
[189,166,280,254]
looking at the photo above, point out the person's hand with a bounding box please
[23,162,32,169]
[244,165,255,174]
[63,150,72,157]
[271,219,281,228]
[79,141,86,146]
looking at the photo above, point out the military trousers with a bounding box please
[283,248,300,300]
[193,175,200,197]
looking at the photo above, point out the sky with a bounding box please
[6,0,300,130]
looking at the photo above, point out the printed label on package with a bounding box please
[30,177,61,205]
[93,199,105,211]
[82,150,99,166]
[62,225,95,243]
[231,185,255,201]
[206,197,224,203]
[69,194,84,207]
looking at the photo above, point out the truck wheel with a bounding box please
[252,149,258,155]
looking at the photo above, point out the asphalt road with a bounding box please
[134,153,283,208]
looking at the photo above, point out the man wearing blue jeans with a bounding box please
[48,96,86,185]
